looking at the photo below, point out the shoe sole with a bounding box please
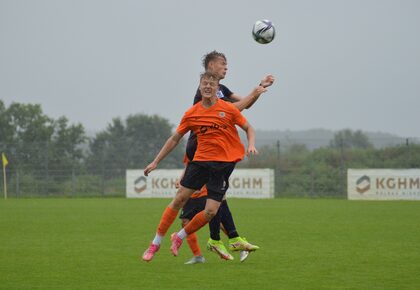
[239,251,250,262]
[208,245,234,260]
[229,245,259,252]
[184,260,205,265]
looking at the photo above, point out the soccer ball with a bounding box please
[252,19,275,44]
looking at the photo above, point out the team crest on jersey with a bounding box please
[216,90,225,99]
[219,112,225,118]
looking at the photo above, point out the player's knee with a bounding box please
[171,189,190,209]
[204,208,217,220]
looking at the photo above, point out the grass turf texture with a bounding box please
[1,198,420,289]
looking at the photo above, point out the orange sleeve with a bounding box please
[176,112,190,135]
[232,106,247,127]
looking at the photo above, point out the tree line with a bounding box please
[1,100,419,197]
[0,100,184,196]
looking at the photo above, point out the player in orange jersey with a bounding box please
[142,71,266,261]
[182,51,273,263]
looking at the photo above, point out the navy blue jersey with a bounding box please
[186,84,234,161]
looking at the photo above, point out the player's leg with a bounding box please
[182,218,205,264]
[167,162,211,256]
[142,185,196,262]
[217,224,252,262]
[170,162,234,257]
[180,197,207,264]
[219,200,260,252]
[170,197,221,256]
[207,206,234,260]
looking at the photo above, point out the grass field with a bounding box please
[1,198,420,289]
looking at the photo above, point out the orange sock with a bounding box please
[157,206,179,236]
[186,233,201,256]
[184,211,209,235]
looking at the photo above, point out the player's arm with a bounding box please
[144,132,184,176]
[238,121,258,155]
[231,74,274,111]
[232,86,267,111]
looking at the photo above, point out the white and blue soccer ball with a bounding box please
[252,19,275,44]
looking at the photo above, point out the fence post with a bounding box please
[101,149,105,196]
[16,169,20,197]
[275,140,281,197]
[339,136,346,198]
[45,141,49,196]
[71,166,75,197]
[310,169,315,197]
[406,138,411,168]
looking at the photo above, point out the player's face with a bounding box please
[208,57,227,80]
[199,77,219,99]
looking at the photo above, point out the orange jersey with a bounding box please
[176,98,247,162]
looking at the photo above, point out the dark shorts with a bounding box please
[180,161,236,202]
[179,196,207,220]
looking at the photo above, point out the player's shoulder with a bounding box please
[218,98,239,111]
[184,101,202,115]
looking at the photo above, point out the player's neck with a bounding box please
[201,96,217,108]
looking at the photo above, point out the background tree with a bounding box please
[86,114,184,178]
[329,129,373,149]
[0,101,86,193]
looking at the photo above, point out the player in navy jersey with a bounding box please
[181,51,274,264]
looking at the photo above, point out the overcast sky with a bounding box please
[1,0,419,137]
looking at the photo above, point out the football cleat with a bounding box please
[206,238,234,261]
[170,233,183,256]
[228,237,259,252]
[184,255,206,265]
[142,243,160,262]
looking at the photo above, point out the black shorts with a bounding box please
[180,161,236,202]
[179,196,207,220]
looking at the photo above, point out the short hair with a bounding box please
[202,50,226,69]
[200,71,220,82]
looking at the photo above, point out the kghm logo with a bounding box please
[356,175,370,194]
[134,176,147,193]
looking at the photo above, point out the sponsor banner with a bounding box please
[126,168,274,199]
[348,169,420,200]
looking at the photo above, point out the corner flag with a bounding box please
[2,153,8,167]
[2,152,8,199]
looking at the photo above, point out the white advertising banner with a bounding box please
[126,168,274,199]
[347,169,420,200]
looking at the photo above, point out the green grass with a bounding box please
[1,198,420,289]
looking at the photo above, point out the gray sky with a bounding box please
[1,0,419,137]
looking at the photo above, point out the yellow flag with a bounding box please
[2,153,8,167]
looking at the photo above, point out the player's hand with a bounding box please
[260,74,275,88]
[175,180,180,189]
[144,161,158,176]
[252,86,267,97]
[247,145,259,156]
